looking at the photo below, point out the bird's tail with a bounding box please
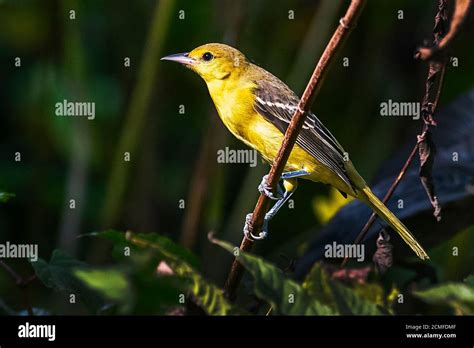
[358,185,429,260]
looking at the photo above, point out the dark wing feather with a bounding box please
[253,77,354,191]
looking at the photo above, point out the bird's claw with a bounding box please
[243,213,268,241]
[258,174,283,200]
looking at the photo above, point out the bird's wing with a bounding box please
[253,77,354,191]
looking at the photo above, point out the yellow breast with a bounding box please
[207,79,311,168]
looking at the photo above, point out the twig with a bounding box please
[341,0,452,268]
[0,260,36,315]
[223,0,366,300]
[0,260,22,284]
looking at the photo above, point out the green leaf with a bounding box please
[413,281,474,315]
[352,283,385,306]
[383,266,417,287]
[423,226,474,281]
[465,275,474,287]
[330,281,382,315]
[95,231,231,315]
[0,192,15,203]
[31,250,105,312]
[303,263,337,307]
[303,264,383,315]
[74,269,131,302]
[132,268,185,315]
[32,249,87,288]
[172,262,232,315]
[211,236,335,315]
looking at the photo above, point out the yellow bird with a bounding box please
[162,43,429,260]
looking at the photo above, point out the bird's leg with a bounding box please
[264,183,296,221]
[258,169,308,199]
[244,182,297,240]
[280,169,309,180]
[245,170,309,240]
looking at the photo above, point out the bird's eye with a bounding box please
[202,52,214,61]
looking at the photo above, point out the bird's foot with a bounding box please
[258,174,283,200]
[243,213,268,241]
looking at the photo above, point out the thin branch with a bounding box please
[342,0,452,268]
[223,0,366,300]
[0,260,22,284]
[180,120,220,249]
[0,260,36,315]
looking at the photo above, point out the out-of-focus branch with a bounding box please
[0,260,36,315]
[58,0,90,257]
[101,0,175,227]
[223,0,366,300]
[180,120,222,249]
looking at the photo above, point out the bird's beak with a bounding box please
[160,52,197,65]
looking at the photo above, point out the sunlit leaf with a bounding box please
[75,269,131,302]
[212,237,335,315]
[413,281,474,315]
[92,230,231,315]
[0,192,15,203]
[303,263,383,315]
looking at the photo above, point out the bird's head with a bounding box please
[161,43,248,83]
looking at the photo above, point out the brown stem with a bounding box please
[342,0,449,268]
[180,120,220,249]
[0,260,22,284]
[223,0,366,300]
[0,260,36,315]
